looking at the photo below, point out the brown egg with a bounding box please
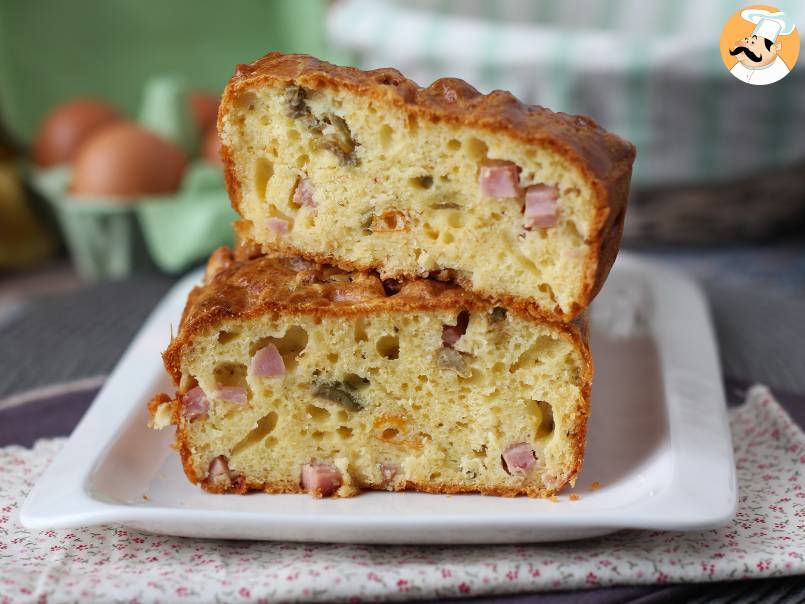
[71,122,187,198]
[33,99,121,167]
[189,92,220,134]
[202,127,223,167]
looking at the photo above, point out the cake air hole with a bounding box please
[327,353,339,363]
[214,362,248,388]
[465,137,488,161]
[230,411,278,457]
[337,426,353,439]
[409,175,433,189]
[537,401,555,437]
[381,428,400,441]
[376,335,400,360]
[306,404,330,422]
[287,129,300,141]
[254,157,274,201]
[538,283,558,305]
[509,336,554,373]
[295,154,308,168]
[217,330,239,344]
[379,124,394,148]
[250,325,308,371]
[446,212,463,229]
[353,317,368,342]
[423,224,439,240]
[447,138,461,151]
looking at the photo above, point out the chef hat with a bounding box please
[741,9,795,42]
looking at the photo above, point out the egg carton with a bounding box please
[30,162,236,280]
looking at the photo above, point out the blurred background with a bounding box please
[1,0,804,402]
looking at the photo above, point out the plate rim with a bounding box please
[20,252,737,542]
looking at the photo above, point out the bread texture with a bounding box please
[218,52,635,321]
[149,247,592,498]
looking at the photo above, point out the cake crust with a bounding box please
[156,248,593,498]
[218,52,635,321]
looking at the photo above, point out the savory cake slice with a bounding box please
[149,247,592,498]
[218,52,635,321]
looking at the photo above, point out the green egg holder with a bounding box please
[26,74,239,280]
[0,0,342,280]
[29,162,237,280]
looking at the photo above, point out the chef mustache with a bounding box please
[730,45,763,62]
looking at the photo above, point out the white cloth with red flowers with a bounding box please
[0,385,803,602]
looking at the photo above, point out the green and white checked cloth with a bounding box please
[327,0,804,187]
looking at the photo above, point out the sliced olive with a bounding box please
[313,382,362,411]
[284,85,309,118]
[343,373,370,391]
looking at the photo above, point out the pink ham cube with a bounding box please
[524,184,559,229]
[181,386,209,420]
[293,178,316,207]
[501,442,536,476]
[251,343,286,378]
[479,161,520,198]
[217,386,247,404]
[301,462,342,497]
[266,217,289,234]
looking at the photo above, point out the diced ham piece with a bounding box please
[501,442,536,476]
[218,386,248,404]
[442,325,463,347]
[182,386,209,420]
[293,178,316,207]
[301,462,342,497]
[524,184,559,229]
[208,456,230,482]
[479,161,520,198]
[251,343,286,378]
[442,311,470,348]
[381,463,398,485]
[266,217,289,234]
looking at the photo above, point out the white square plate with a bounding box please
[21,253,736,544]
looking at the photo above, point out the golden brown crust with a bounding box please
[218,52,635,321]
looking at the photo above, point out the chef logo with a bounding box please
[720,5,799,85]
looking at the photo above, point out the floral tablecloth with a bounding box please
[0,385,803,602]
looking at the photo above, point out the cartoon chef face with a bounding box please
[730,34,781,68]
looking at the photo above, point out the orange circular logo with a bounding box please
[720,5,799,85]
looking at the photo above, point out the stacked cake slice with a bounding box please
[149,52,635,498]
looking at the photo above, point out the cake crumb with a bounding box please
[142,495,149,501]
[569,494,580,501]
[591,481,601,491]
[549,495,559,503]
